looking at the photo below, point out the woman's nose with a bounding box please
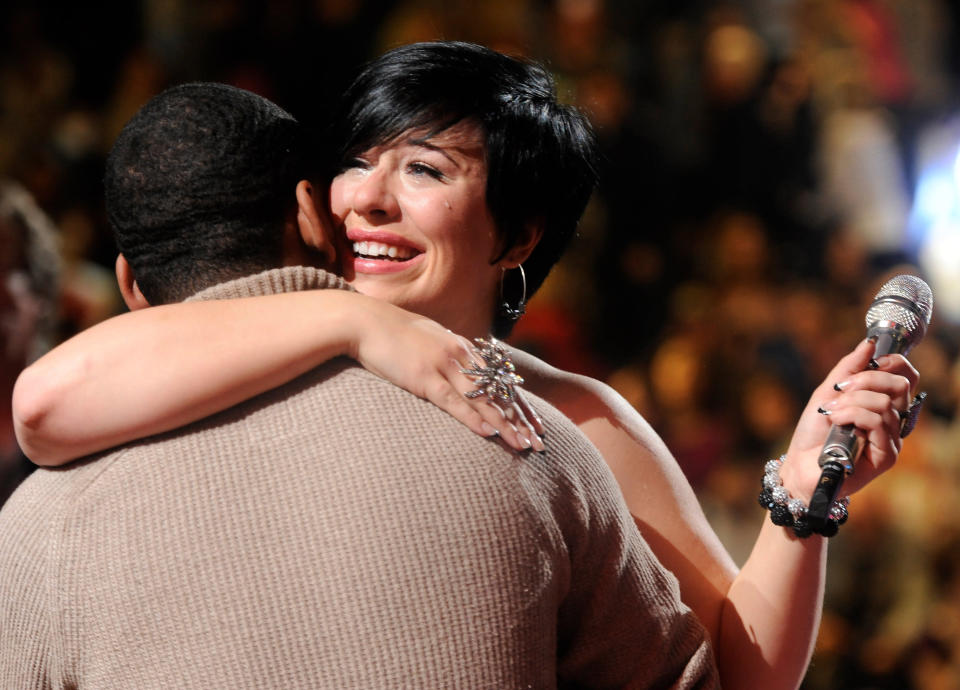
[350,165,400,220]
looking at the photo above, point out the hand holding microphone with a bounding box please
[805,275,933,532]
[762,275,929,537]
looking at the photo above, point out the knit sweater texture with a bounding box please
[0,266,718,689]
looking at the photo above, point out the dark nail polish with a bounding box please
[868,359,879,370]
[817,406,832,415]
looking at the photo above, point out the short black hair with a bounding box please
[104,82,316,304]
[332,41,599,337]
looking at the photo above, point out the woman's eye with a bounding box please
[407,162,444,180]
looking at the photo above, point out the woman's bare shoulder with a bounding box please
[508,347,665,455]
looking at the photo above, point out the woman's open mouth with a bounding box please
[352,241,419,262]
[346,232,425,275]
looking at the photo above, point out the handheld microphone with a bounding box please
[806,275,933,530]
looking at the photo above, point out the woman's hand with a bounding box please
[348,300,545,452]
[780,338,920,501]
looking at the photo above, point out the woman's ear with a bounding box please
[115,254,150,311]
[500,220,544,268]
[295,180,336,267]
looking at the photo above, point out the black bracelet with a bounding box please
[757,455,849,538]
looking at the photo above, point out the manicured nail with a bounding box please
[833,381,850,391]
[531,435,545,452]
[817,406,832,416]
[868,358,879,370]
[481,422,497,437]
[518,434,532,449]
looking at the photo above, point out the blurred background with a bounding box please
[1,0,959,687]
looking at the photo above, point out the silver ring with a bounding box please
[460,337,524,404]
[900,392,926,438]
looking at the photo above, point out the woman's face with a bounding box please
[329,120,502,337]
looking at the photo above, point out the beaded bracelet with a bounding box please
[757,455,849,538]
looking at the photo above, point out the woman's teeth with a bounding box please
[352,241,417,261]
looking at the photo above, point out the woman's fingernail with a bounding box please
[481,422,497,436]
[817,406,832,416]
[833,381,850,391]
[868,358,880,370]
[531,435,545,452]
[518,434,532,449]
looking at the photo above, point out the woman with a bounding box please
[14,42,918,689]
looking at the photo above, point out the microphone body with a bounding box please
[806,276,933,530]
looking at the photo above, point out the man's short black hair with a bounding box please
[105,82,316,304]
[332,41,599,337]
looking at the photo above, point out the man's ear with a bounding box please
[115,254,151,311]
[295,180,336,267]
[499,220,544,268]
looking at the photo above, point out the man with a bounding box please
[0,83,717,688]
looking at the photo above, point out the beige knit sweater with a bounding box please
[0,267,718,689]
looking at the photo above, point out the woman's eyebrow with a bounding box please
[406,136,484,168]
[405,136,463,167]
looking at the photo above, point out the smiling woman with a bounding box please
[329,41,598,341]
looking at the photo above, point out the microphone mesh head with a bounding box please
[864,275,933,342]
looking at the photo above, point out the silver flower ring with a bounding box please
[461,338,524,404]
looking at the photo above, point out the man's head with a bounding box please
[105,82,331,307]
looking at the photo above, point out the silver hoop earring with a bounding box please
[498,264,527,322]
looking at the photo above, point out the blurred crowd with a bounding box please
[2,0,960,687]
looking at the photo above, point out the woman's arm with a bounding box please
[512,340,916,690]
[14,289,543,465]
